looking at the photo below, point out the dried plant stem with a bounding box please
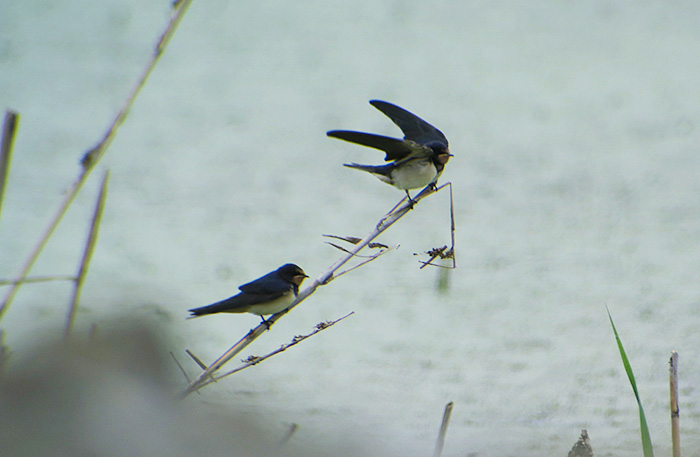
[181,185,442,397]
[420,182,455,269]
[324,244,396,281]
[669,351,680,457]
[64,171,109,338]
[0,275,75,286]
[0,110,19,228]
[191,312,353,391]
[0,0,194,322]
[433,401,454,457]
[170,351,193,383]
[186,349,208,370]
[0,177,84,321]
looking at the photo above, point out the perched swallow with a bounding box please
[327,100,452,204]
[188,264,308,324]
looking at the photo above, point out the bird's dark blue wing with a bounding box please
[188,290,283,315]
[369,100,448,148]
[238,270,290,295]
[327,130,426,161]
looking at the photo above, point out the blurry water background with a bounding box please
[1,1,699,455]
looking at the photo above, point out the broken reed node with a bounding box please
[180,182,456,397]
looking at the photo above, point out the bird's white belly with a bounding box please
[247,291,295,316]
[390,159,438,190]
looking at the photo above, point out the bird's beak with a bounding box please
[438,151,453,164]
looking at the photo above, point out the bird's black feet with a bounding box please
[405,191,416,209]
[259,316,272,330]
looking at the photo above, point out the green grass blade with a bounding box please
[607,307,654,457]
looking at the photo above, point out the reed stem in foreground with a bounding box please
[0,0,194,322]
[65,171,110,338]
[0,110,19,230]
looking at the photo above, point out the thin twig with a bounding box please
[0,275,76,286]
[0,110,19,229]
[433,401,454,457]
[0,0,195,322]
[670,351,680,457]
[194,312,353,390]
[170,351,192,383]
[185,349,208,370]
[323,234,388,249]
[326,245,397,282]
[181,185,441,397]
[419,182,456,269]
[324,242,378,258]
[65,171,109,338]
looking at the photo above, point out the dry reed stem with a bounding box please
[669,351,680,457]
[181,184,444,397]
[0,275,75,286]
[0,110,19,229]
[323,244,397,282]
[419,182,455,269]
[64,171,110,338]
[0,0,194,322]
[185,349,208,370]
[170,351,193,383]
[194,312,353,390]
[433,401,454,457]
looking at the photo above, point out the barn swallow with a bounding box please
[188,264,308,324]
[327,100,452,205]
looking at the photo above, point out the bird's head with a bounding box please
[427,143,453,165]
[278,263,308,286]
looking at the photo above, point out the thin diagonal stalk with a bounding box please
[65,171,109,338]
[0,0,194,322]
[0,275,75,286]
[0,110,19,229]
[170,351,193,384]
[194,312,353,390]
[181,184,445,397]
[420,182,455,269]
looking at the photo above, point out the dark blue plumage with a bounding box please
[327,100,452,203]
[188,264,307,322]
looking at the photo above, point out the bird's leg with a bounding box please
[405,190,416,209]
[259,315,272,330]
